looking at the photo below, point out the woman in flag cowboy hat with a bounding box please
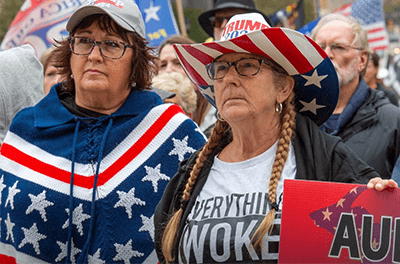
[154,13,394,263]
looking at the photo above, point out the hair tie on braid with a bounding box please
[270,201,279,211]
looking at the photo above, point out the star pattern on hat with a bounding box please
[18,223,47,255]
[301,69,328,89]
[169,136,196,162]
[0,175,6,204]
[144,1,161,23]
[55,238,81,263]
[88,248,105,264]
[5,213,15,242]
[26,190,54,222]
[202,86,215,101]
[62,203,91,236]
[299,98,326,115]
[139,214,155,241]
[142,164,170,193]
[5,180,21,210]
[113,239,144,263]
[114,187,146,219]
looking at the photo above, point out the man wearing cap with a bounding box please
[198,0,271,41]
[312,14,400,179]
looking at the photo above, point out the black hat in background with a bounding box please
[198,0,271,38]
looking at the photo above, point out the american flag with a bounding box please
[334,0,389,51]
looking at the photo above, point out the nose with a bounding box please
[322,45,334,59]
[220,18,228,29]
[88,44,103,61]
[165,63,174,73]
[221,64,240,85]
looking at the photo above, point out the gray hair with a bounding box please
[311,13,372,76]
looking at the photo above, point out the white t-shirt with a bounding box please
[178,141,296,263]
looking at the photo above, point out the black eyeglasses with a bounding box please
[318,43,363,55]
[206,58,271,80]
[209,16,233,28]
[68,36,134,60]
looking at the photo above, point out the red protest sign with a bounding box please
[279,179,400,263]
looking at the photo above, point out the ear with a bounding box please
[277,76,295,104]
[358,50,369,73]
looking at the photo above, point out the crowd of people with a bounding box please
[0,0,399,263]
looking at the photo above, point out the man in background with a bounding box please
[198,0,271,41]
[312,13,400,179]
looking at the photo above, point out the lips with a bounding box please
[85,69,102,74]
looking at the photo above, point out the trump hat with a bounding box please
[173,13,339,126]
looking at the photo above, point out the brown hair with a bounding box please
[157,35,211,127]
[161,59,297,262]
[39,46,57,73]
[52,14,157,93]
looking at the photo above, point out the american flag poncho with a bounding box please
[0,87,206,263]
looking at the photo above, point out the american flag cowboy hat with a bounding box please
[173,13,339,126]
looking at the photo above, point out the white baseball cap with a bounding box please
[66,0,145,38]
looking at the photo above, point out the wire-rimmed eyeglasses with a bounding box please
[318,42,363,55]
[68,36,134,60]
[206,58,271,80]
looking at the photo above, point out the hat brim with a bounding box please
[66,6,143,37]
[198,7,272,38]
[173,27,339,126]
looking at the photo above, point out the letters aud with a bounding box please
[330,213,400,262]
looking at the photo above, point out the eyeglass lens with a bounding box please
[71,37,126,59]
[207,58,262,79]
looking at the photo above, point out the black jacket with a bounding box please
[154,114,378,263]
[335,86,400,179]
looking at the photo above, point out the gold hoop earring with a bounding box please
[217,112,226,122]
[275,102,283,113]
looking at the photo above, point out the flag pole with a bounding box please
[176,0,187,37]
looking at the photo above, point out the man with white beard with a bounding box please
[311,13,400,179]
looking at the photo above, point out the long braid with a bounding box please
[162,119,230,263]
[251,92,296,249]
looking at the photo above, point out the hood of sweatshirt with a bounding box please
[0,44,44,143]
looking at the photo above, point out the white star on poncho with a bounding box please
[5,180,21,210]
[55,238,81,263]
[0,175,6,204]
[62,203,90,236]
[299,98,326,115]
[5,213,15,242]
[18,223,46,255]
[113,239,144,264]
[26,190,54,222]
[301,69,328,88]
[169,136,196,162]
[139,214,155,241]
[88,248,105,264]
[144,1,161,23]
[142,164,170,193]
[114,187,145,219]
